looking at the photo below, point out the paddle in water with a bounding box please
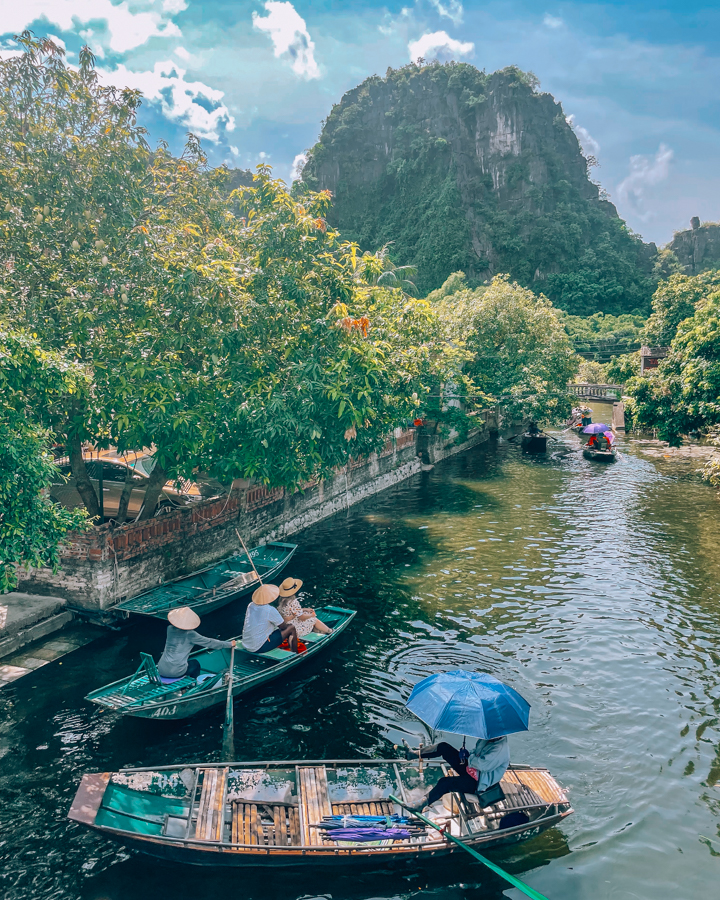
[389,795,550,900]
[235,528,264,585]
[221,642,235,760]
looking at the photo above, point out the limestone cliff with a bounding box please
[301,62,656,315]
[668,218,720,274]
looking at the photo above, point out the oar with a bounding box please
[235,528,263,585]
[221,642,235,760]
[388,795,550,900]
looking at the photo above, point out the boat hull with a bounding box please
[81,812,570,868]
[520,435,547,454]
[583,448,616,462]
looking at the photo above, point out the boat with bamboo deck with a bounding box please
[86,606,356,720]
[520,434,548,454]
[112,542,297,620]
[68,757,573,868]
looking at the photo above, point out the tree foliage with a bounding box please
[0,34,455,523]
[301,61,657,315]
[643,271,720,346]
[0,329,89,589]
[431,274,578,423]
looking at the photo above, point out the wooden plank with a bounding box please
[289,805,301,846]
[273,805,283,846]
[297,767,310,846]
[243,803,251,847]
[305,768,320,846]
[249,804,258,844]
[68,773,111,825]
[231,803,239,844]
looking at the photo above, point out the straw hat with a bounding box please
[252,583,280,605]
[278,576,303,597]
[168,606,201,630]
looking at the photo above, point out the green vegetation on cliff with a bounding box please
[301,61,656,317]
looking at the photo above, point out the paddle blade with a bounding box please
[222,705,234,761]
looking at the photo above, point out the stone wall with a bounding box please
[18,418,513,613]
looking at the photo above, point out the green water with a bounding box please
[1,435,719,899]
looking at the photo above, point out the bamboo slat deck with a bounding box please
[331,801,395,816]
[506,769,568,805]
[298,766,332,846]
[231,802,301,846]
[194,767,227,842]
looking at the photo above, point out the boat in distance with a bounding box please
[113,541,297,620]
[520,434,547,454]
[68,757,573,869]
[86,606,356,720]
[583,448,616,462]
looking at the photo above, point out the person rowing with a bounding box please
[242,583,300,654]
[157,607,235,682]
[405,737,510,812]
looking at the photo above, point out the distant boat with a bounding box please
[68,758,573,868]
[86,606,356,720]
[113,542,297,620]
[520,434,547,454]
[583,447,616,462]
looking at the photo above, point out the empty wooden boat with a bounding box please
[68,757,573,868]
[86,606,356,720]
[113,542,297,620]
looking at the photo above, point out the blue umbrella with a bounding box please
[405,670,530,739]
[583,423,611,433]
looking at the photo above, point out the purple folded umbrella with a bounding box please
[583,423,611,433]
[327,828,413,842]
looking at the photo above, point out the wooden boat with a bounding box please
[583,447,616,462]
[68,758,573,869]
[113,542,297,620]
[86,606,356,720]
[520,434,547,453]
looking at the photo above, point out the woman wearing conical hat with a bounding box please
[277,577,332,637]
[157,607,235,682]
[241,583,300,654]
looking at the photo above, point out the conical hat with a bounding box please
[168,606,201,630]
[252,583,280,605]
[278,577,303,597]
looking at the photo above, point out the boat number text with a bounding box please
[150,705,177,718]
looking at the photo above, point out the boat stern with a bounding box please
[68,772,111,826]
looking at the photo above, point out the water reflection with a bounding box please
[1,435,720,899]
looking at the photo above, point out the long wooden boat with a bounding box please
[68,758,573,869]
[520,434,547,454]
[86,606,356,720]
[583,447,616,462]
[113,542,297,620]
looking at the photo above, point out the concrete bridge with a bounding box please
[568,383,626,431]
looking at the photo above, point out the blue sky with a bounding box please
[1,1,719,246]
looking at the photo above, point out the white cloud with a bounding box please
[408,31,474,62]
[289,151,307,182]
[1,1,183,55]
[566,114,600,158]
[543,14,564,29]
[428,1,464,25]
[230,145,239,156]
[98,61,236,141]
[617,144,674,218]
[252,1,320,80]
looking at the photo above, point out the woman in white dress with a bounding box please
[277,577,332,637]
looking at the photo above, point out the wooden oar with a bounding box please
[235,528,263,585]
[389,795,551,900]
[221,642,235,760]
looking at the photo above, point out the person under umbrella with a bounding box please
[157,607,235,682]
[401,670,530,813]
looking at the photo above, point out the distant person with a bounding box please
[157,607,235,681]
[242,583,299,653]
[580,406,592,426]
[406,738,510,811]
[277,577,332,637]
[527,422,540,435]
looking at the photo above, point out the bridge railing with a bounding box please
[568,383,624,400]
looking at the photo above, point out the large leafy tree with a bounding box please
[0,34,452,522]
[431,274,578,423]
[0,329,88,590]
[643,271,720,346]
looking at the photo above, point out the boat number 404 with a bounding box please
[150,705,177,718]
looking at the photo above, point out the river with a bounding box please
[1,434,719,900]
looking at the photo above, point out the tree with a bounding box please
[627,288,720,445]
[0,329,89,590]
[1,34,455,521]
[643,272,720,346]
[432,274,578,423]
